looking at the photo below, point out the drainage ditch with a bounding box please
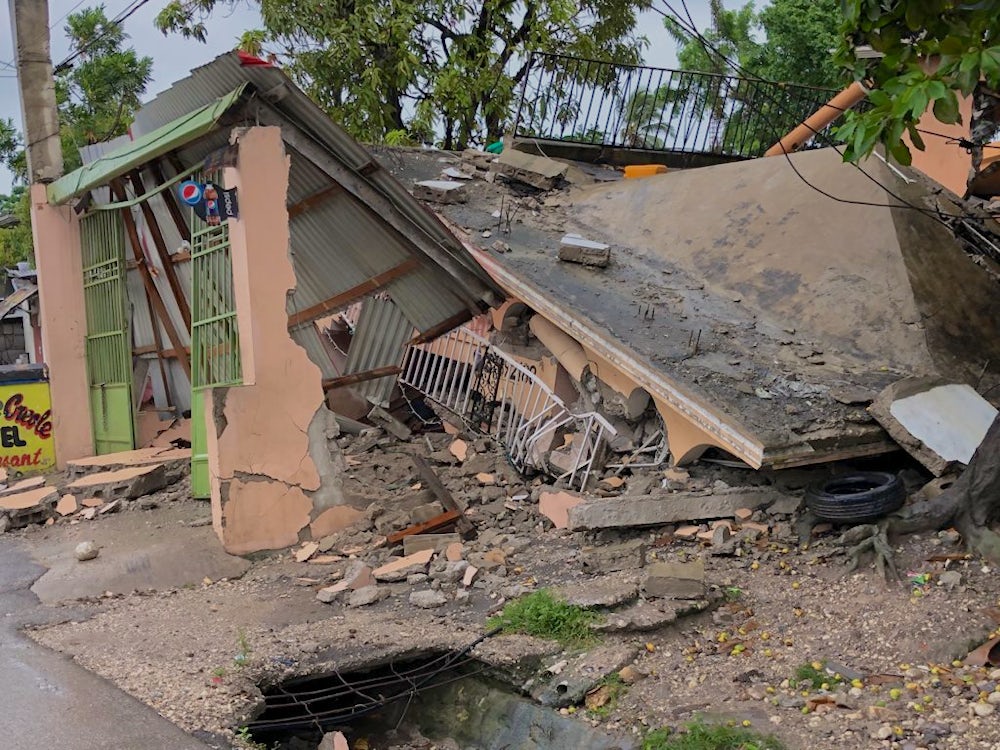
[245,648,633,750]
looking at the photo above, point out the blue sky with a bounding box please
[0,0,713,193]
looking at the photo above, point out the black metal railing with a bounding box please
[513,52,845,159]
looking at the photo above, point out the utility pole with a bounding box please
[9,0,63,182]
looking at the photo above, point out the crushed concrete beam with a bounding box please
[461,149,495,172]
[642,559,705,599]
[65,464,170,501]
[413,179,468,204]
[386,509,460,545]
[566,487,783,531]
[66,447,192,480]
[0,486,58,530]
[372,548,435,582]
[491,150,568,190]
[367,405,412,440]
[411,455,474,536]
[868,377,998,476]
[558,234,611,268]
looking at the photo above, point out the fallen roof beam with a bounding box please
[321,365,401,391]
[466,242,766,468]
[287,182,344,219]
[287,258,420,329]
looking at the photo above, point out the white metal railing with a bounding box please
[400,326,615,490]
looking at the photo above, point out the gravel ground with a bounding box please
[17,439,1000,750]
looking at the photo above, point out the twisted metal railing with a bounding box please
[400,326,615,490]
[513,52,842,159]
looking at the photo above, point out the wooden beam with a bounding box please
[287,182,343,219]
[287,257,419,329]
[386,510,460,546]
[128,170,192,331]
[409,310,473,345]
[133,345,191,359]
[149,161,191,243]
[110,180,192,380]
[322,365,401,391]
[411,455,475,537]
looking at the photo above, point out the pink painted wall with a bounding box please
[29,184,93,467]
[207,127,327,554]
[906,92,974,197]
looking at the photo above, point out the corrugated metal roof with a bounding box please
[47,85,251,205]
[343,296,412,407]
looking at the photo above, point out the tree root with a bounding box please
[840,522,899,581]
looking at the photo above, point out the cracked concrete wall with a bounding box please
[30,184,94,467]
[205,127,346,555]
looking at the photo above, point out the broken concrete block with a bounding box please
[410,589,449,608]
[413,179,468,204]
[462,565,478,587]
[81,497,103,508]
[674,525,700,540]
[98,499,121,515]
[766,495,802,516]
[445,541,464,561]
[580,539,646,574]
[735,508,754,521]
[0,486,58,530]
[56,494,78,516]
[0,476,45,497]
[491,149,568,190]
[567,488,783,531]
[538,490,584,529]
[449,439,468,462]
[869,377,998,476]
[403,532,461,556]
[558,234,611,268]
[65,447,192,480]
[295,542,319,563]
[711,524,731,546]
[75,541,100,561]
[533,644,639,707]
[367,406,412,440]
[431,559,468,584]
[643,559,705,600]
[592,600,685,633]
[347,586,388,607]
[554,577,638,608]
[65,464,169,501]
[461,148,495,172]
[475,472,496,486]
[373,548,435,582]
[80,507,98,520]
[316,563,375,603]
[310,505,366,539]
[442,166,473,180]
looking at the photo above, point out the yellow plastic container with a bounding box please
[624,164,668,179]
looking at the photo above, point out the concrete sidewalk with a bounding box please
[0,537,214,750]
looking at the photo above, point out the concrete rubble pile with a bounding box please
[0,445,193,532]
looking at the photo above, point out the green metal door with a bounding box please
[190,179,242,498]
[81,211,135,454]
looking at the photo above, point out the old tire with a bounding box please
[805,472,905,524]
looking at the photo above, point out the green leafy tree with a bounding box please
[827,0,1000,580]
[0,6,151,266]
[835,0,1000,170]
[619,85,678,148]
[155,0,650,149]
[664,0,843,153]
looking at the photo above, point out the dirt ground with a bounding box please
[17,460,1000,750]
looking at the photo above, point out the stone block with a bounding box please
[643,559,706,600]
[538,490,584,530]
[567,488,783,531]
[413,180,468,204]
[580,539,646,574]
[554,577,638,609]
[0,486,57,529]
[65,464,170,501]
[491,149,568,190]
[558,235,611,268]
[403,532,461,556]
[373,548,435,582]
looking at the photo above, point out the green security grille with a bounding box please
[80,211,134,454]
[189,173,242,498]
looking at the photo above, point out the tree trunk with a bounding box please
[869,414,1000,566]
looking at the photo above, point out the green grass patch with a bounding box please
[487,589,599,647]
[790,660,846,691]
[642,720,785,750]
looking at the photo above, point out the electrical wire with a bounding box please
[53,0,154,73]
[652,0,983,225]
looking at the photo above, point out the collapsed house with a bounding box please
[23,50,1000,554]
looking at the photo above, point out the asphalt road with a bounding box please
[0,536,213,750]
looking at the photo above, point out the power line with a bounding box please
[54,0,154,73]
[652,0,978,225]
[0,0,94,71]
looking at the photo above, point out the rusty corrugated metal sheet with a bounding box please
[343,296,412,407]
